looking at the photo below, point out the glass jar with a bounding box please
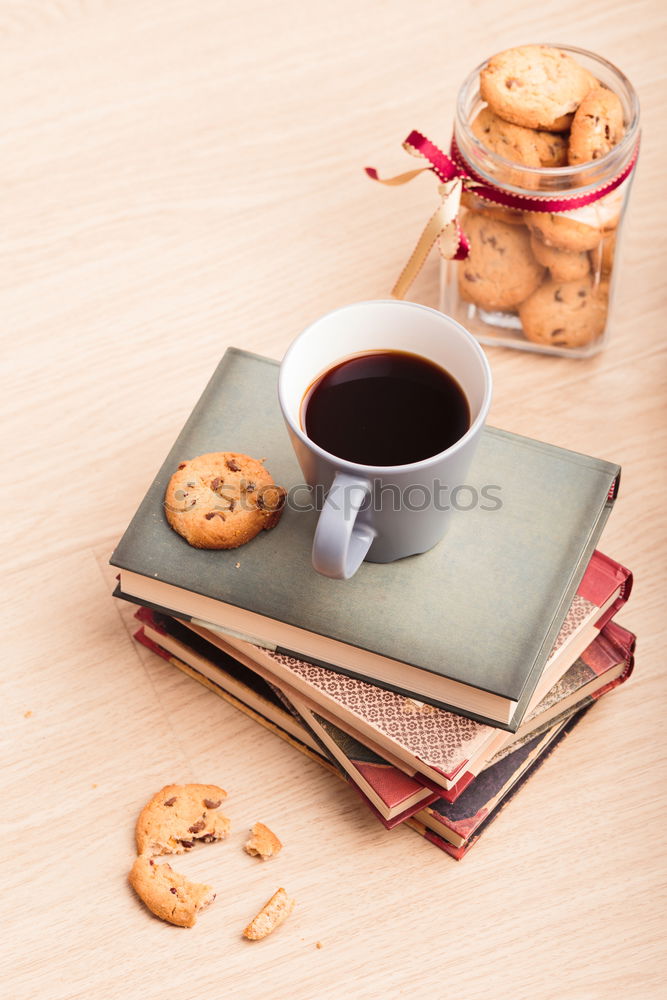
[439,46,640,357]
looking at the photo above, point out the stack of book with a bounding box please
[111,349,635,859]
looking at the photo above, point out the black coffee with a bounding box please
[302,350,471,466]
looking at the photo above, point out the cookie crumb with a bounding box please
[316,941,323,949]
[23,710,33,718]
[242,887,295,941]
[243,821,282,860]
[235,562,240,569]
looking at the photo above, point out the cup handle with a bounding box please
[312,472,376,579]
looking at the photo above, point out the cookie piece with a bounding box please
[129,855,216,928]
[530,234,590,281]
[480,45,596,131]
[244,822,283,860]
[519,277,609,348]
[458,212,545,311]
[526,211,603,253]
[242,887,295,941]
[472,107,568,168]
[164,452,286,550]
[568,87,625,164]
[135,783,230,857]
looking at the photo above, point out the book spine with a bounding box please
[578,550,633,629]
[408,706,593,859]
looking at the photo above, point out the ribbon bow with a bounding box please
[365,131,471,299]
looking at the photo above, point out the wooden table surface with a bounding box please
[4,2,666,997]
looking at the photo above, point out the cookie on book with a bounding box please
[242,887,295,941]
[164,452,286,549]
[480,45,596,132]
[135,783,231,856]
[129,855,216,928]
[243,821,283,860]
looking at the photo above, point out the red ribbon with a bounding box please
[365,129,639,294]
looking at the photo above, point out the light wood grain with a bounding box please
[3,2,666,998]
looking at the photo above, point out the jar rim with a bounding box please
[455,44,640,196]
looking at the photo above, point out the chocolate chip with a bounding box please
[211,477,222,491]
[244,482,256,493]
[577,289,587,297]
[205,511,226,521]
[188,819,206,834]
[170,887,177,894]
[186,481,196,488]
[177,463,186,470]
[164,797,177,807]
[226,459,241,472]
[554,289,564,302]
[227,499,236,512]
[178,840,194,849]
[200,834,216,843]
[604,124,610,139]
[505,77,522,89]
[463,271,477,282]
[203,798,222,809]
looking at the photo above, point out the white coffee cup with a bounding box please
[278,300,492,579]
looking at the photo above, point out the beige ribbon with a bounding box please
[390,177,463,300]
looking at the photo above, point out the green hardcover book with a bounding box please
[111,348,620,731]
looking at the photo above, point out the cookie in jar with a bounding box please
[441,44,639,357]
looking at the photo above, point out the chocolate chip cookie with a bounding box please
[519,276,609,347]
[458,212,545,310]
[129,855,216,928]
[480,45,596,131]
[526,210,604,253]
[164,452,286,549]
[591,231,616,275]
[472,107,568,169]
[530,234,590,281]
[135,783,231,856]
[568,86,625,164]
[460,190,525,226]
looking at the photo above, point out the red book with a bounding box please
[180,551,632,798]
[411,622,636,856]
